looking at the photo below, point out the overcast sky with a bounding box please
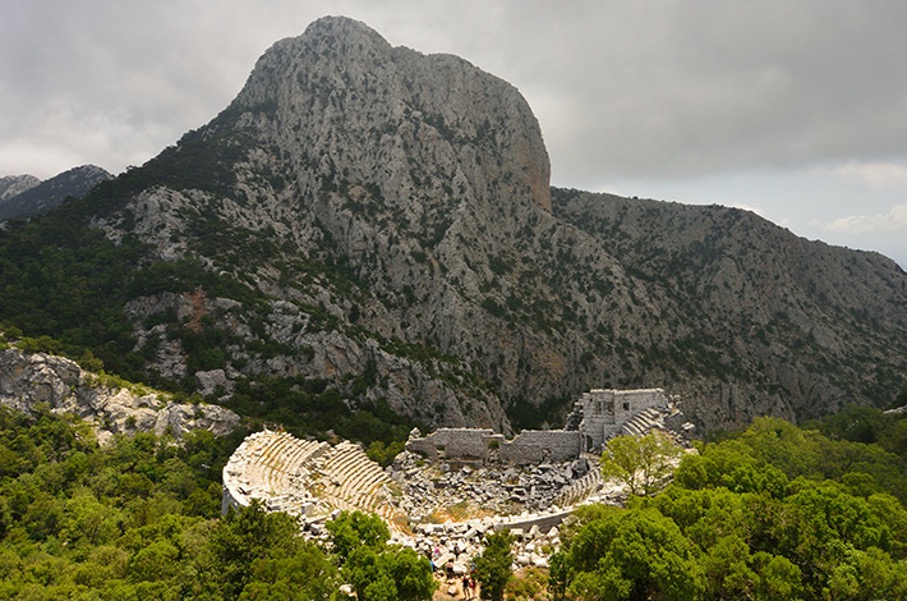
[1,1,905,266]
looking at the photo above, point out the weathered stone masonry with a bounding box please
[404,427,584,465]
[499,430,582,464]
[405,428,502,463]
[570,388,671,452]
[407,387,683,464]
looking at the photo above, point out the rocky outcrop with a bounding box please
[553,190,907,425]
[0,347,240,445]
[0,174,41,202]
[233,16,551,215]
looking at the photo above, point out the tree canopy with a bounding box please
[327,510,435,600]
[551,416,907,600]
[0,401,903,600]
[0,406,434,600]
[474,528,515,600]
[599,430,684,496]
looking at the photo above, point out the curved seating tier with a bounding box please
[223,430,407,531]
[314,441,407,529]
[552,469,602,508]
[222,430,329,511]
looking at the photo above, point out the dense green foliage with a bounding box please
[804,404,906,459]
[0,405,247,599]
[0,407,436,600]
[599,431,683,496]
[474,529,516,600]
[0,394,903,600]
[550,417,907,600]
[327,510,435,600]
[0,213,147,382]
[198,501,341,600]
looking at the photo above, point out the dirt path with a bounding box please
[431,573,481,601]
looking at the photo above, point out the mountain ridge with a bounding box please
[0,164,113,222]
[0,16,902,437]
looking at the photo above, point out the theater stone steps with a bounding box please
[222,431,334,514]
[314,441,407,530]
[552,468,602,508]
[619,408,663,437]
[223,430,407,531]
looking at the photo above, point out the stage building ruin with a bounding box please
[406,388,692,465]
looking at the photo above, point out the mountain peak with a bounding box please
[231,15,551,214]
[302,15,391,45]
[0,174,41,202]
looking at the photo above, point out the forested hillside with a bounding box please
[0,406,435,600]
[0,403,902,599]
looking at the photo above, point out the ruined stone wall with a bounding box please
[406,428,497,461]
[578,388,668,451]
[663,405,693,436]
[407,388,675,463]
[499,430,582,465]
[405,437,441,461]
[577,389,615,451]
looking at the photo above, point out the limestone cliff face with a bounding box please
[553,190,907,427]
[0,347,240,445]
[66,16,905,433]
[233,17,551,215]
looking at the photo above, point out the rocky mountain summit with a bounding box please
[0,164,112,222]
[0,346,240,445]
[0,174,41,202]
[1,16,904,436]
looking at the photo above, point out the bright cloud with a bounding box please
[820,204,907,234]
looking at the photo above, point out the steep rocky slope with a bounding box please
[0,17,903,435]
[553,189,905,425]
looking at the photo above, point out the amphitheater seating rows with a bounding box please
[552,469,602,508]
[224,431,331,506]
[312,441,407,528]
[619,408,663,437]
[256,433,325,493]
[222,433,407,530]
[229,429,616,535]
